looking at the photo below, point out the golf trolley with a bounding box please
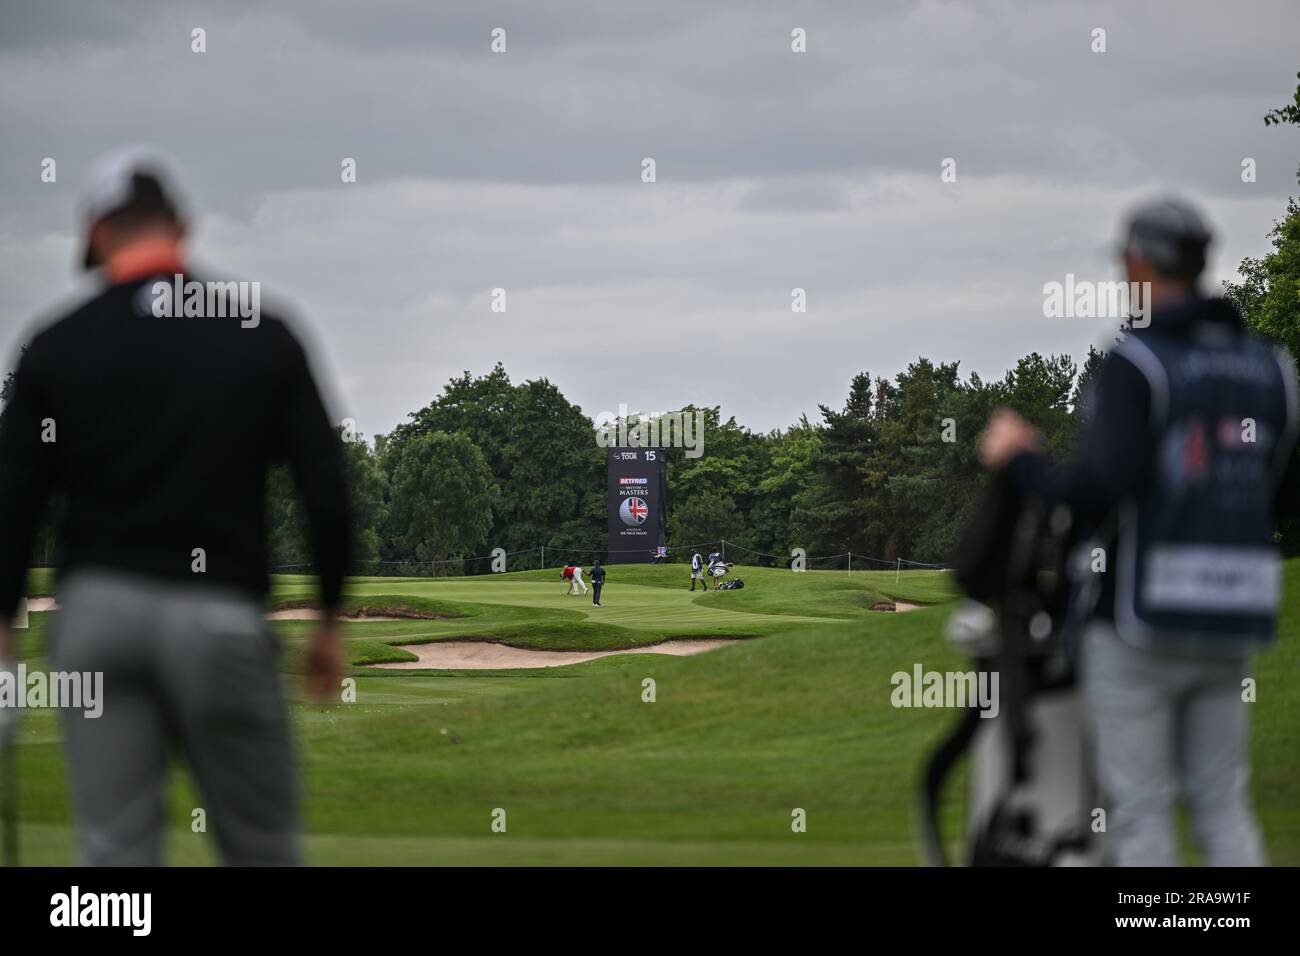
[707,557,744,590]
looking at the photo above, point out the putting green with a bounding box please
[291,575,835,625]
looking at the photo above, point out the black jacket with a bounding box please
[0,273,350,616]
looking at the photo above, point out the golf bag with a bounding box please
[920,470,1102,866]
[707,558,732,580]
[716,579,744,590]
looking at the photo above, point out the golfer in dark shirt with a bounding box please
[590,559,605,607]
[0,147,351,865]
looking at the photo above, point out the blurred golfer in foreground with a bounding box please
[0,147,351,865]
[979,197,1298,865]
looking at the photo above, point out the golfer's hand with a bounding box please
[978,408,1043,471]
[304,620,345,703]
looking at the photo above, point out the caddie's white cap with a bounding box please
[78,145,188,269]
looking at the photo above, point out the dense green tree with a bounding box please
[784,352,1084,566]
[666,490,745,552]
[1226,198,1300,365]
[501,378,604,555]
[1224,71,1300,553]
[792,372,877,556]
[344,435,388,564]
[265,430,389,569]
[385,431,494,570]
[663,406,765,550]
[1263,71,1300,129]
[391,363,516,474]
[1,345,25,407]
[992,352,1078,459]
[1070,346,1105,428]
[385,364,604,568]
[747,418,822,560]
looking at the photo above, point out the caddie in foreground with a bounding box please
[0,147,351,865]
[979,196,1299,865]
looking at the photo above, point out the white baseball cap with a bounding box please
[78,145,188,269]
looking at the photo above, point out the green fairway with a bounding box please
[9,562,1299,865]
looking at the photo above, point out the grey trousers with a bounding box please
[50,569,299,866]
[1081,621,1264,866]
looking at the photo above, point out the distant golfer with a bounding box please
[560,563,576,594]
[690,551,708,591]
[979,196,1298,866]
[590,559,605,607]
[571,562,588,595]
[0,147,351,866]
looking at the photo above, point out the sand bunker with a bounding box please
[870,600,925,612]
[265,608,408,622]
[370,638,739,670]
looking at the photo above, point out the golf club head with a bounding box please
[946,599,999,657]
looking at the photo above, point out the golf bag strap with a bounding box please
[919,705,984,867]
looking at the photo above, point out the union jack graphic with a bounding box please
[620,496,648,526]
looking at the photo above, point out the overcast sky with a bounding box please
[2,0,1298,438]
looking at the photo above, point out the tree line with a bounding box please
[5,276,1295,577]
[266,350,1109,575]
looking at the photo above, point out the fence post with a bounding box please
[721,538,726,561]
[541,545,544,570]
[895,557,901,583]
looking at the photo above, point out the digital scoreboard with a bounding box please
[607,447,666,563]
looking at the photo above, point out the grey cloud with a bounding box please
[1,0,1298,437]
